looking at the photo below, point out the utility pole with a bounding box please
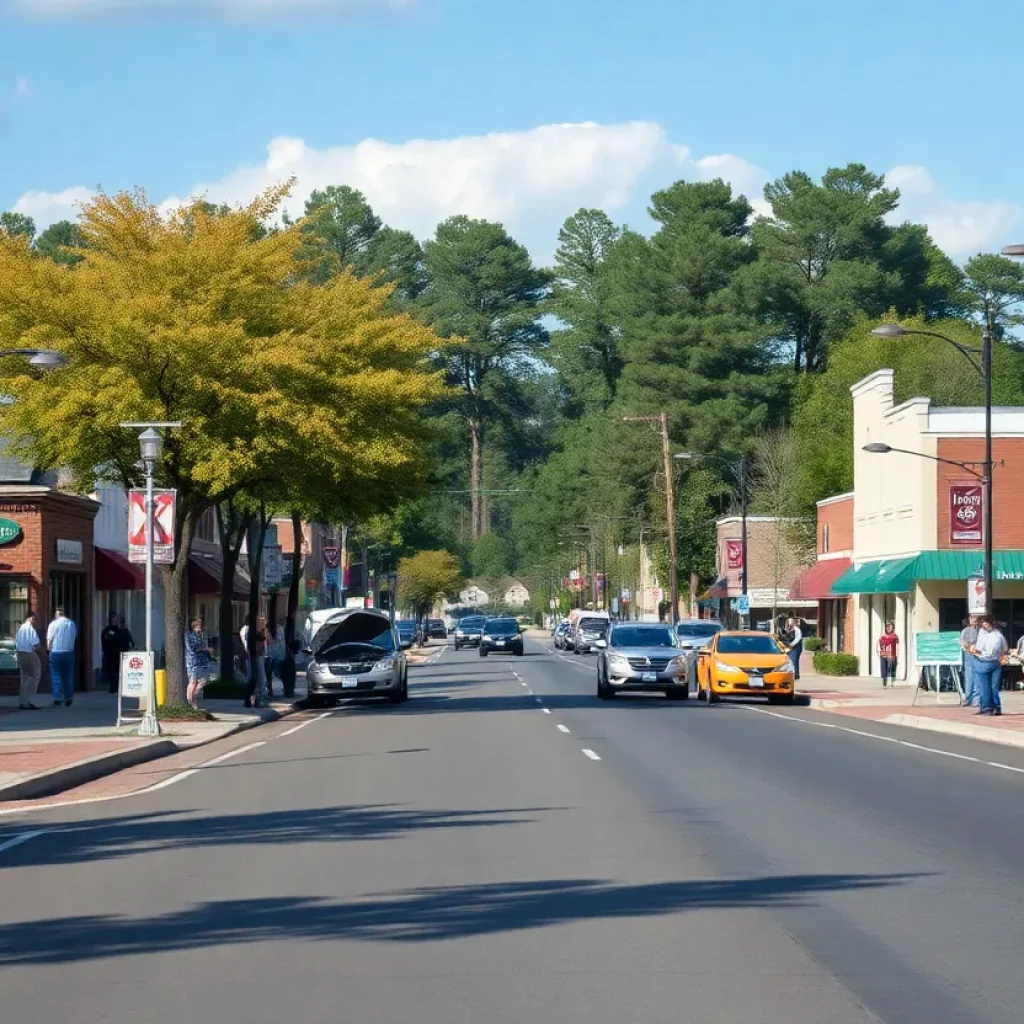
[623,412,679,624]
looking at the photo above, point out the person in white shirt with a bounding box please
[14,611,41,711]
[970,615,1007,716]
[46,607,77,707]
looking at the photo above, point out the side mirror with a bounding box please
[698,647,710,655]
[595,638,608,649]
[302,648,312,657]
[679,641,694,649]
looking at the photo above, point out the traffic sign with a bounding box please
[736,594,750,615]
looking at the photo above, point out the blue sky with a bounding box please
[2,0,1023,261]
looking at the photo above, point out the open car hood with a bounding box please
[310,609,393,655]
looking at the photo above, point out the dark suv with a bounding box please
[427,618,448,640]
[479,617,524,657]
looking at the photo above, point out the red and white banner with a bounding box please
[128,489,176,565]
[726,540,744,569]
[950,485,983,547]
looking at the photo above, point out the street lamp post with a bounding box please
[870,323,994,615]
[676,451,749,627]
[120,421,181,737]
[0,348,67,368]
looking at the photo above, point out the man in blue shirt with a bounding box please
[46,607,77,707]
[971,615,1007,717]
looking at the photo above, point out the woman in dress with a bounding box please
[185,617,214,708]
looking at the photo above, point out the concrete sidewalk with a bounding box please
[798,669,1024,749]
[0,686,304,801]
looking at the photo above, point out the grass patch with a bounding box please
[157,702,215,722]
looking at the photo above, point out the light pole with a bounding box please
[675,451,749,627]
[871,322,994,615]
[0,348,67,368]
[120,421,181,737]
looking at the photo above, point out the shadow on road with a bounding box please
[0,804,563,870]
[0,872,920,965]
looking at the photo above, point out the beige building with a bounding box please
[832,368,1024,680]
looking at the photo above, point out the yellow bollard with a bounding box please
[155,668,167,707]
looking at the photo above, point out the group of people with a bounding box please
[778,617,805,679]
[13,607,79,710]
[960,614,1010,716]
[184,614,295,709]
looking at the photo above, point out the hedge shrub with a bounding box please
[804,637,825,652]
[812,651,860,676]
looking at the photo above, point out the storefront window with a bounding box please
[0,580,30,670]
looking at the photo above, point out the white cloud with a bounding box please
[11,123,1019,266]
[13,77,31,98]
[886,164,1024,258]
[4,0,417,20]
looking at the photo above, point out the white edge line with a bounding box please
[582,748,601,761]
[279,711,331,737]
[201,741,265,767]
[740,706,1024,775]
[0,829,49,854]
[557,724,570,733]
[142,768,199,792]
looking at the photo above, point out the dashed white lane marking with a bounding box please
[742,706,1024,775]
[144,769,199,792]
[0,829,48,854]
[279,712,332,737]
[557,724,570,733]
[582,749,601,761]
[542,709,551,715]
[558,656,594,675]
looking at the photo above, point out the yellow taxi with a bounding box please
[695,630,795,705]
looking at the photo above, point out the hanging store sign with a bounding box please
[0,517,22,545]
[968,576,987,616]
[56,539,83,565]
[949,485,983,547]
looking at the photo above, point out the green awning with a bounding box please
[831,551,1024,595]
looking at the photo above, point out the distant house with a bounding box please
[443,577,531,613]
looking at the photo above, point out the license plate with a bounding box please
[341,676,359,688]
[496,640,505,646]
[641,672,657,683]
[748,675,764,688]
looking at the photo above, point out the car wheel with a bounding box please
[306,693,326,708]
[665,686,689,700]
[390,673,409,704]
[454,642,460,651]
[707,685,721,704]
[769,694,794,706]
[514,646,523,657]
[480,648,488,657]
[597,675,614,700]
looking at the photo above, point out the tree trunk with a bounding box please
[215,501,251,686]
[161,508,197,706]
[469,416,483,539]
[246,506,271,702]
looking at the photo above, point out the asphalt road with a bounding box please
[2,636,1024,1023]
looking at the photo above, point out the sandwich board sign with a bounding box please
[117,650,155,727]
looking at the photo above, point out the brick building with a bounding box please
[0,484,99,696]
[707,516,817,630]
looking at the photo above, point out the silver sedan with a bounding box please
[595,622,689,700]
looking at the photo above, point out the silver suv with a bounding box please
[596,622,688,700]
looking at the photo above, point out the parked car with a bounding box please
[426,618,448,640]
[695,630,794,705]
[304,608,408,707]
[395,620,418,649]
[479,617,525,657]
[552,620,572,650]
[573,615,610,654]
[675,619,723,675]
[595,621,688,700]
[453,615,487,650]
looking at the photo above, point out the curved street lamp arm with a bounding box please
[877,445,986,481]
[898,328,984,377]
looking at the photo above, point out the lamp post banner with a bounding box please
[949,485,983,547]
[726,540,744,569]
[128,488,176,564]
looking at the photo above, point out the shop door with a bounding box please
[49,571,87,691]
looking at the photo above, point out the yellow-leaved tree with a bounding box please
[397,550,465,619]
[0,186,447,703]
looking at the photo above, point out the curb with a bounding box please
[0,700,302,803]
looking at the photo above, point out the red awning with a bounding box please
[95,547,145,591]
[188,553,250,600]
[789,558,852,600]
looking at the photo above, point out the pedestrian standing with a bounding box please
[243,615,267,708]
[101,612,121,693]
[786,617,804,681]
[960,616,980,707]
[185,617,214,708]
[46,607,77,707]
[15,611,41,711]
[878,621,899,687]
[970,615,1007,716]
[118,615,135,653]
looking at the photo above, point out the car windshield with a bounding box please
[485,619,518,633]
[579,618,608,631]
[460,618,486,628]
[610,627,677,648]
[396,622,416,633]
[717,635,784,655]
[677,622,721,638]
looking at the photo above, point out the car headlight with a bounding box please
[715,659,737,674]
[608,655,631,673]
[372,657,395,673]
[666,656,686,670]
[482,635,493,642]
